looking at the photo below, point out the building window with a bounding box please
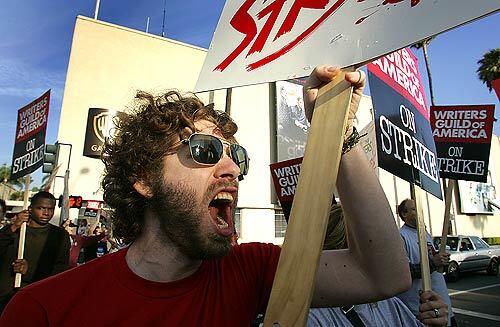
[275,209,287,238]
[234,208,241,237]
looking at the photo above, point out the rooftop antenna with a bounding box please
[146,17,150,33]
[94,0,101,19]
[161,0,166,37]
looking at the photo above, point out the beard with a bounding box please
[148,178,233,260]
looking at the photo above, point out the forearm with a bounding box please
[336,145,410,296]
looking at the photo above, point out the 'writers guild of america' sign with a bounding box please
[10,90,51,179]
[83,108,112,158]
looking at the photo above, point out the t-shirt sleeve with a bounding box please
[0,290,48,326]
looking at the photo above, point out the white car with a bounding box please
[434,235,500,282]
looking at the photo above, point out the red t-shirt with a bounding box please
[0,243,280,326]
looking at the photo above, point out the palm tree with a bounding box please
[412,37,436,106]
[0,164,24,189]
[477,48,500,92]
[41,174,50,190]
[411,37,455,236]
[9,191,23,201]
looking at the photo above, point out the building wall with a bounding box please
[56,17,500,243]
[56,16,207,202]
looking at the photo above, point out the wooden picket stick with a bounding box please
[264,68,354,327]
[15,175,31,288]
[438,179,455,273]
[413,185,432,291]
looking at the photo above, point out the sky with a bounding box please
[0,1,499,188]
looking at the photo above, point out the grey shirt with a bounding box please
[396,224,453,326]
[308,297,424,326]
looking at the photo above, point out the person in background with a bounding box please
[396,199,457,326]
[0,200,7,230]
[0,191,70,314]
[308,204,448,327]
[77,219,89,236]
[64,219,106,267]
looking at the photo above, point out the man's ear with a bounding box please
[133,180,153,198]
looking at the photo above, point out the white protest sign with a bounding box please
[195,0,499,92]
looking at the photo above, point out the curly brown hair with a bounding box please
[101,90,238,243]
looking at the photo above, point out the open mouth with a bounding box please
[208,191,235,237]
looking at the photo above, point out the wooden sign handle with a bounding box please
[15,175,31,288]
[438,179,455,273]
[264,68,354,327]
[413,185,432,292]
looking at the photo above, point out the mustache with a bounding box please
[204,179,238,202]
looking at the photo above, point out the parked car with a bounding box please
[433,235,500,282]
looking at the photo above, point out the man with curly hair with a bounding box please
[0,66,411,326]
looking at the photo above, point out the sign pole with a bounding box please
[264,68,354,327]
[14,175,31,288]
[438,179,455,273]
[59,169,70,226]
[411,183,432,292]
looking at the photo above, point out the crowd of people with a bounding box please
[0,66,456,326]
[0,194,122,314]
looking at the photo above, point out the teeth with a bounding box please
[216,216,228,228]
[213,192,234,202]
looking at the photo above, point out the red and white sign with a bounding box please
[196,1,498,91]
[270,157,303,221]
[15,91,50,143]
[431,105,495,144]
[368,48,428,119]
[86,200,103,210]
[492,78,500,100]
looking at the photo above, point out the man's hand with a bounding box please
[432,252,450,267]
[303,65,366,137]
[12,259,28,275]
[10,210,29,232]
[418,290,448,326]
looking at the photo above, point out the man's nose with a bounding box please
[214,155,240,180]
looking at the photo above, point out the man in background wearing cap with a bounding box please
[0,191,70,314]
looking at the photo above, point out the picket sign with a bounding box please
[195,2,499,92]
[438,179,456,273]
[412,184,432,292]
[14,175,31,288]
[264,68,353,326]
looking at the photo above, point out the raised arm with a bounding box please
[305,66,411,307]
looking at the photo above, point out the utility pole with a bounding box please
[59,143,72,225]
[161,0,166,37]
[94,0,101,20]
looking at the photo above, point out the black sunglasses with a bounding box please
[179,133,249,180]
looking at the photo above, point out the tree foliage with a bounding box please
[477,48,500,92]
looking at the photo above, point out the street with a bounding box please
[448,271,500,327]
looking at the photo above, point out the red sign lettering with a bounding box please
[216,0,422,72]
